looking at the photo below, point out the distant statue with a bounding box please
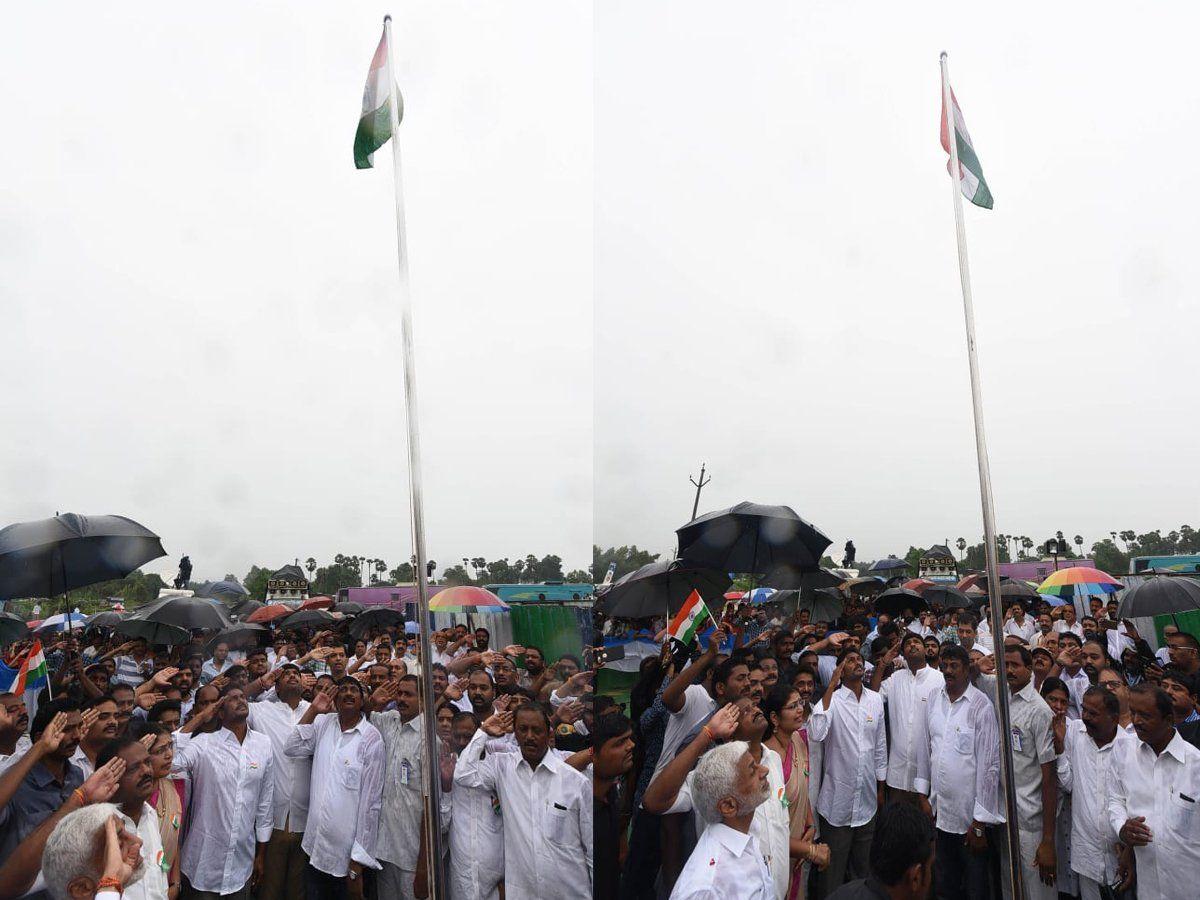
[175,555,193,589]
[842,540,856,568]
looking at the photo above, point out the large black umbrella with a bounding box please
[761,565,842,592]
[127,594,232,632]
[874,587,928,618]
[868,557,910,574]
[676,502,831,575]
[1117,576,1200,620]
[0,611,29,645]
[333,601,365,616]
[922,585,972,609]
[85,610,127,631]
[0,513,166,602]
[599,560,732,619]
[227,597,264,620]
[280,609,336,631]
[994,580,1039,602]
[198,580,249,602]
[115,617,191,646]
[349,608,405,639]
[775,587,844,622]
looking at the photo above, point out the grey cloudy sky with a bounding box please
[596,2,1199,565]
[1,3,592,583]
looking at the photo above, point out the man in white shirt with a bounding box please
[286,678,385,899]
[871,633,944,799]
[71,695,121,779]
[200,642,233,686]
[172,687,274,899]
[807,646,887,896]
[1056,685,1134,900]
[1054,636,1092,720]
[369,675,451,900]
[1003,603,1039,645]
[97,736,169,900]
[1107,683,1200,900]
[914,644,1002,900]
[667,740,774,900]
[0,693,32,775]
[246,665,312,900]
[454,703,591,900]
[641,701,791,900]
[1053,605,1084,639]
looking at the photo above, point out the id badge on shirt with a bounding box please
[1010,727,1023,753]
[400,757,412,787]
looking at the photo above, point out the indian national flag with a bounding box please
[354,22,404,170]
[0,640,49,694]
[668,590,713,648]
[940,85,993,209]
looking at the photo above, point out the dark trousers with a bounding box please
[816,813,875,898]
[258,829,308,900]
[619,808,662,899]
[935,828,992,900]
[304,864,348,900]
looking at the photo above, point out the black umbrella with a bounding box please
[333,601,365,616]
[0,513,166,602]
[350,608,405,639]
[198,580,249,602]
[0,611,29,645]
[206,623,267,652]
[761,565,842,592]
[115,617,191,646]
[84,610,127,631]
[1117,576,1200,620]
[922,585,972,609]
[599,560,732,619]
[280,609,336,631]
[995,580,1039,601]
[874,587,928,618]
[227,597,264,620]
[868,557,910,574]
[775,587,844,622]
[127,594,232,633]
[676,502,831,575]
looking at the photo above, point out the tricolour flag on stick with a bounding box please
[0,640,49,695]
[354,24,404,170]
[940,85,993,209]
[668,590,714,648]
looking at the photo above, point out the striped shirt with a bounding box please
[112,654,152,687]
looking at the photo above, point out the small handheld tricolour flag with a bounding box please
[354,21,404,170]
[668,590,713,648]
[940,76,992,209]
[0,640,49,695]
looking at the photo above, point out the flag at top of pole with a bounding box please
[940,73,993,209]
[354,23,403,169]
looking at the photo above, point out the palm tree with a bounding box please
[956,537,967,560]
[1073,535,1083,557]
[305,557,316,581]
[1021,536,1034,559]
[375,559,388,584]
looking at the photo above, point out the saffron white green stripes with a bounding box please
[668,590,713,647]
[354,27,403,170]
[940,87,993,209]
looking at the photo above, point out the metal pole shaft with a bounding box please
[383,16,445,898]
[940,52,1024,900]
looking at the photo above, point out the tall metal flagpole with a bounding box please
[383,15,446,899]
[939,51,1024,900]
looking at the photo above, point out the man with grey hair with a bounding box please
[668,740,773,900]
[41,802,146,899]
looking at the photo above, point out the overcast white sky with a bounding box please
[596,1,1200,565]
[0,3,592,583]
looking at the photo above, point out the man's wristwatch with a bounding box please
[972,826,984,837]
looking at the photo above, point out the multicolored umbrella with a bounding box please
[36,612,89,632]
[1037,566,1122,600]
[428,586,510,613]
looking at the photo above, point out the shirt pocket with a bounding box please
[341,763,361,791]
[545,798,577,846]
[954,728,974,756]
[1169,790,1197,834]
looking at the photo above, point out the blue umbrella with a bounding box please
[1039,593,1069,607]
[36,612,90,632]
[868,557,910,574]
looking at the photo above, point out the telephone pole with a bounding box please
[689,463,711,521]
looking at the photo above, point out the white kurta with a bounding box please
[247,698,311,832]
[668,823,774,900]
[807,685,887,828]
[1058,721,1133,884]
[119,802,169,900]
[878,665,944,791]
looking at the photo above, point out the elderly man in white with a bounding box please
[41,802,147,900]
[668,740,774,900]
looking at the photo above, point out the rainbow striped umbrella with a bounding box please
[428,586,510,613]
[1037,566,1122,600]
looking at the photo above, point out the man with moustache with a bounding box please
[247,665,312,900]
[0,693,32,773]
[871,633,944,801]
[667,739,775,900]
[173,687,274,899]
[0,702,81,864]
[1107,684,1200,900]
[72,695,121,778]
[286,678,384,900]
[808,647,888,896]
[594,712,635,900]
[96,736,170,900]
[642,700,789,900]
[454,703,591,900]
[1055,686,1134,900]
[447,705,505,900]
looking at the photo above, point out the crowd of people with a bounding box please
[594,593,1200,900]
[0,622,596,900]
